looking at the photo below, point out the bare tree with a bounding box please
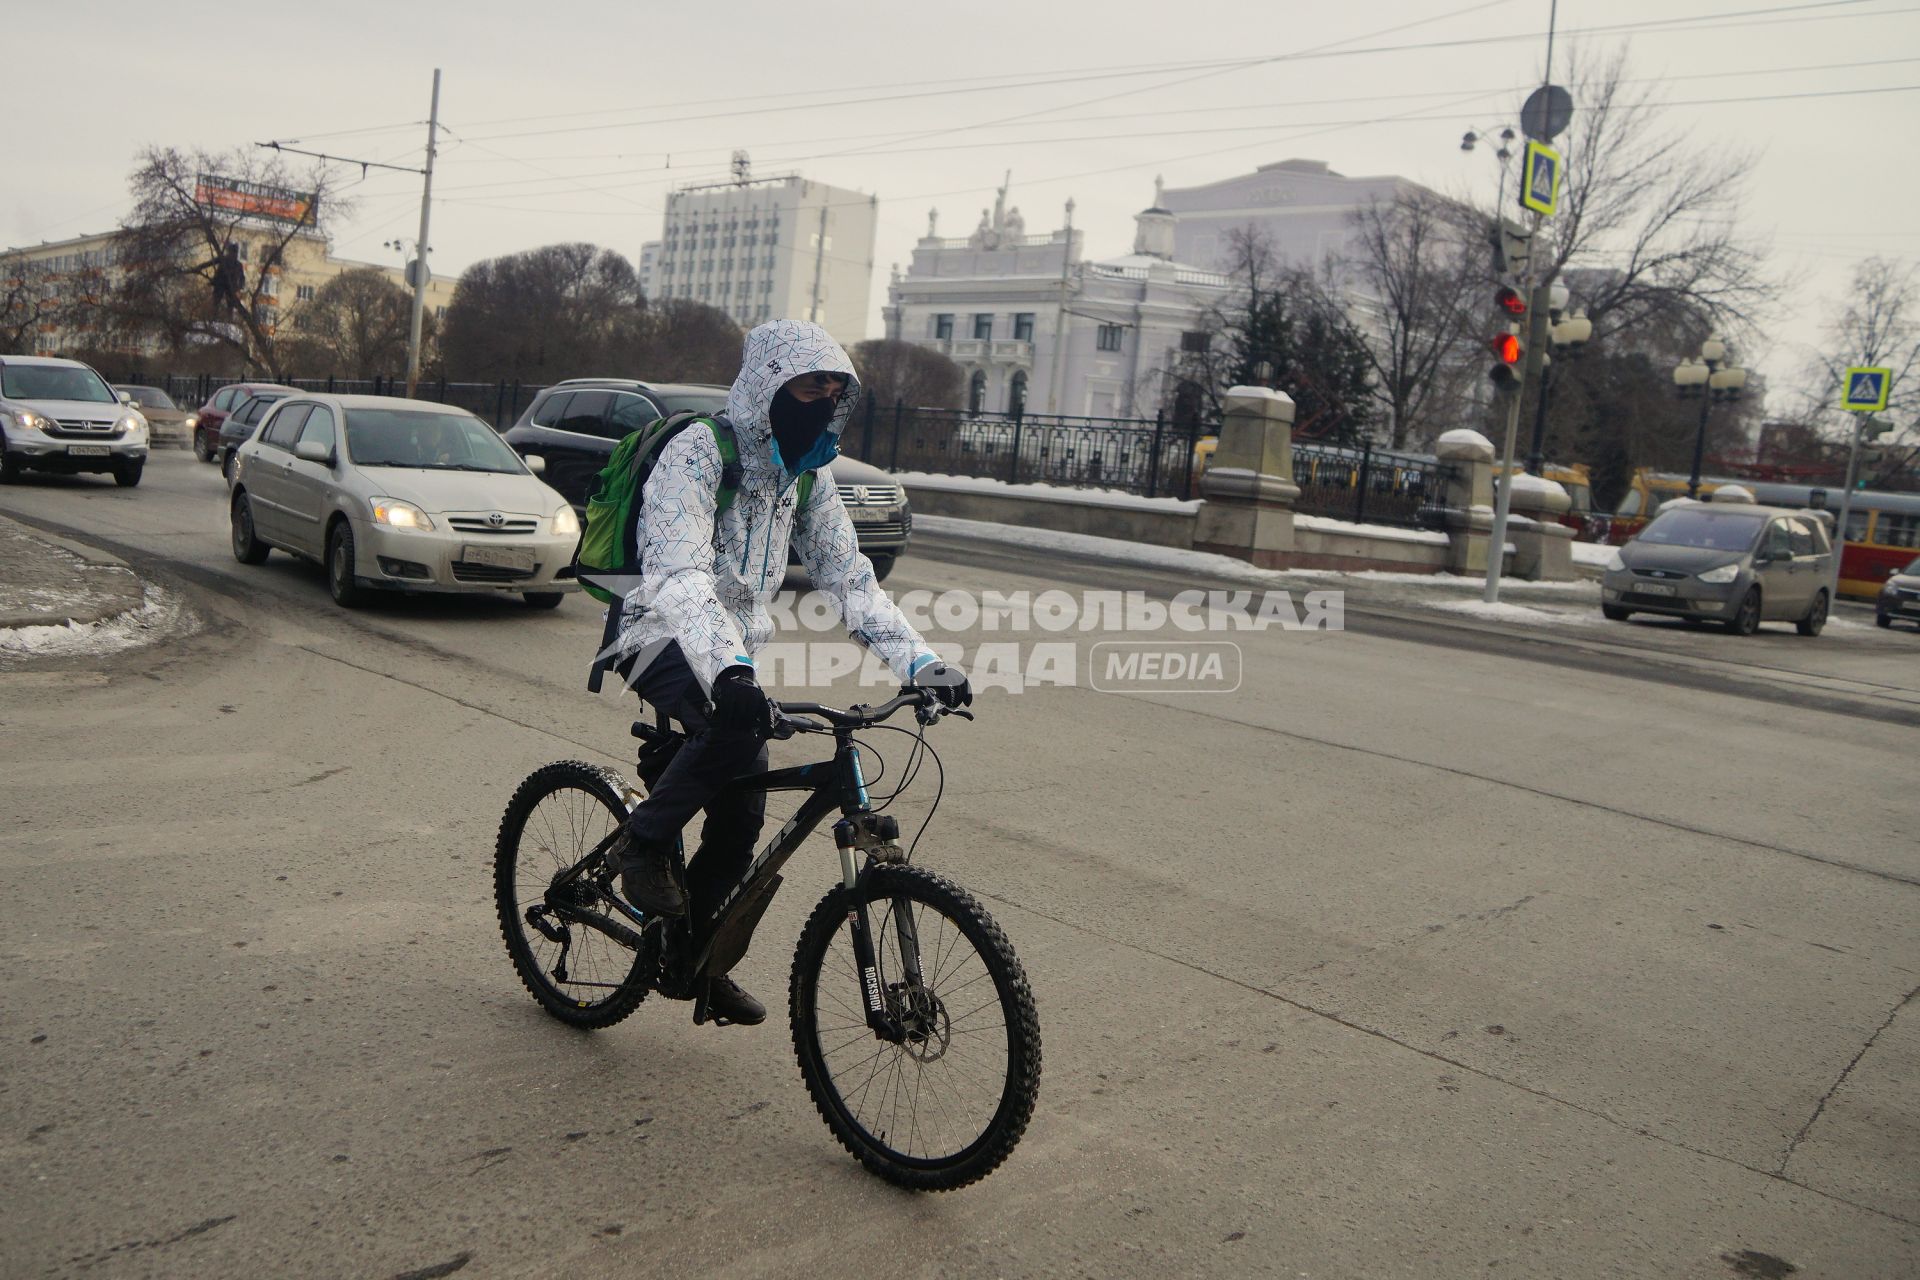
[440,243,645,382]
[101,147,343,378]
[629,298,743,385]
[849,338,963,409]
[1795,257,1920,486]
[1168,226,1375,443]
[285,267,423,378]
[1332,189,1484,448]
[1531,46,1776,346]
[0,259,63,352]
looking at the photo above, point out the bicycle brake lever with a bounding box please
[950,707,975,721]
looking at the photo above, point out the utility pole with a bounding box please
[1483,227,1541,605]
[1046,197,1075,414]
[807,201,828,324]
[405,68,441,399]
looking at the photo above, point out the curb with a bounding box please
[0,515,146,632]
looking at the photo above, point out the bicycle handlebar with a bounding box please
[772,688,972,735]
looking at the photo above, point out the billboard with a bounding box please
[194,176,317,226]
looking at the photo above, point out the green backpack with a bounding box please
[573,411,817,605]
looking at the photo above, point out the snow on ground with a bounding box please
[1294,514,1447,546]
[895,472,1200,513]
[1570,541,1617,567]
[1429,598,1598,626]
[913,514,1601,599]
[0,586,195,663]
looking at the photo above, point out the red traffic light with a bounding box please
[1495,286,1527,316]
[1490,332,1522,364]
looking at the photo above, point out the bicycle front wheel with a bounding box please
[495,760,650,1029]
[789,864,1041,1191]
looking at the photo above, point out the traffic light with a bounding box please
[1495,285,1527,317]
[1490,218,1533,280]
[1488,324,1525,389]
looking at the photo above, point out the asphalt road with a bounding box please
[2,452,1915,1279]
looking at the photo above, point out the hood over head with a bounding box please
[723,320,861,471]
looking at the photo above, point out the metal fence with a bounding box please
[103,370,1451,528]
[846,403,1208,501]
[108,371,550,430]
[1292,440,1449,529]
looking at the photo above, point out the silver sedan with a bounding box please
[228,394,582,609]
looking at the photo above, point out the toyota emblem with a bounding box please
[487,511,505,527]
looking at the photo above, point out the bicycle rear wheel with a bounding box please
[495,760,651,1029]
[789,864,1041,1191]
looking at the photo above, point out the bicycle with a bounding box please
[493,689,1041,1191]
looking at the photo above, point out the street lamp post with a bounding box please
[1524,283,1589,475]
[1673,337,1747,498]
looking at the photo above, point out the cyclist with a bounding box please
[605,318,970,1025]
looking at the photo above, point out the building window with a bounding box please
[1008,370,1028,417]
[1180,330,1210,353]
[1096,324,1124,352]
[968,370,988,415]
[295,284,315,302]
[934,314,954,340]
[972,314,993,341]
[1013,313,1034,341]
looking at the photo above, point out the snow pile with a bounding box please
[895,471,1200,513]
[1570,541,1617,567]
[1429,598,1597,625]
[0,585,195,661]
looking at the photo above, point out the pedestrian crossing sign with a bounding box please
[1521,141,1561,216]
[1841,366,1891,412]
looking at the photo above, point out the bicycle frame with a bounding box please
[545,703,933,1039]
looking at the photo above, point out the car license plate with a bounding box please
[1638,583,1677,596]
[849,507,889,522]
[67,445,111,456]
[461,544,536,572]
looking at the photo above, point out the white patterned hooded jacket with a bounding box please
[614,319,937,693]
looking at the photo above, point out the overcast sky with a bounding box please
[11,0,1918,407]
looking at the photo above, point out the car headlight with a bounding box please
[552,507,580,537]
[184,414,199,429]
[370,497,433,530]
[1604,549,1627,572]
[1697,563,1740,584]
[118,414,145,434]
[5,409,50,432]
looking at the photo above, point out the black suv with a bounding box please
[502,378,911,580]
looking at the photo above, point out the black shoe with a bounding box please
[705,975,766,1026]
[604,829,686,917]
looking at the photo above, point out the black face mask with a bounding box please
[769,386,836,464]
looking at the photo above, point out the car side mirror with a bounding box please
[292,440,333,465]
[523,453,547,475]
[118,392,135,406]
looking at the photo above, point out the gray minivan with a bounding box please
[1600,499,1834,636]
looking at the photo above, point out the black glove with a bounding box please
[911,661,972,710]
[709,666,774,734]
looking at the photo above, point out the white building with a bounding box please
[647,172,877,345]
[1163,158,1429,273]
[636,240,661,300]
[883,182,1228,420]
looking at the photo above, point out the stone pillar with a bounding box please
[1192,386,1301,568]
[1435,428,1497,575]
[1503,474,1577,581]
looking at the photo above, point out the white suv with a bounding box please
[0,355,151,487]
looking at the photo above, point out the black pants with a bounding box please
[619,643,768,924]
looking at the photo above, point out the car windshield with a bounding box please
[1637,508,1765,552]
[346,409,527,473]
[2,364,115,403]
[656,392,729,415]
[1906,557,1920,576]
[118,386,176,410]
